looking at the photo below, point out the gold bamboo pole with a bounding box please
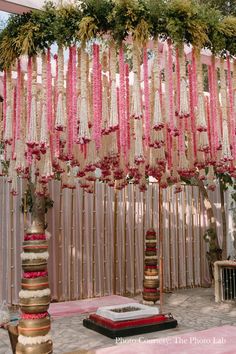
[70,189,74,300]
[159,185,164,312]
[133,185,136,296]
[176,192,180,288]
[113,187,118,295]
[168,189,173,290]
[142,189,146,287]
[151,183,154,228]
[92,182,96,297]
[191,187,195,286]
[81,189,85,298]
[103,184,107,296]
[10,193,14,304]
[199,188,203,287]
[123,187,127,295]
[183,186,188,287]
[23,190,27,231]
[58,187,63,300]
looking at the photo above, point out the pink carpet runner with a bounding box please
[95,325,236,354]
[49,295,138,318]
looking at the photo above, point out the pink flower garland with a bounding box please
[15,59,21,141]
[92,43,101,150]
[167,41,177,136]
[99,61,102,137]
[54,54,60,158]
[47,49,53,133]
[175,47,181,114]
[3,70,6,132]
[67,47,73,158]
[206,96,212,160]
[23,271,48,279]
[191,49,198,107]
[119,46,127,156]
[143,46,150,145]
[227,55,236,159]
[26,57,33,165]
[27,57,32,132]
[21,312,49,320]
[208,65,216,159]
[125,63,130,150]
[24,234,46,241]
[72,45,77,144]
[117,87,121,154]
[12,87,17,159]
[188,62,197,160]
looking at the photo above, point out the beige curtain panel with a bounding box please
[0,178,229,304]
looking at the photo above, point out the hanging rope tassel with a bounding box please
[221,120,232,161]
[134,118,144,163]
[179,78,189,118]
[153,90,164,131]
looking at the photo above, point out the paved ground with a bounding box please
[0,287,236,354]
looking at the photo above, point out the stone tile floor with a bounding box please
[0,287,236,354]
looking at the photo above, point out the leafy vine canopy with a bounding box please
[1,0,236,69]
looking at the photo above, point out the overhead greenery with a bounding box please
[1,0,236,69]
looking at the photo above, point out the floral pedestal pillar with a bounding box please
[16,221,52,354]
[143,228,160,305]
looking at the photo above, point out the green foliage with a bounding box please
[54,4,82,46]
[1,0,236,67]
[21,185,54,214]
[0,12,32,69]
[108,0,149,43]
[197,0,236,16]
[166,0,208,47]
[80,0,114,34]
[145,0,167,39]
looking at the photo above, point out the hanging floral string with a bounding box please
[177,44,189,118]
[2,33,236,194]
[15,59,22,141]
[167,41,177,136]
[119,45,127,157]
[143,46,151,145]
[92,43,101,149]
[227,55,236,160]
[78,46,91,145]
[220,58,232,162]
[26,56,38,149]
[109,41,118,131]
[40,54,49,150]
[125,63,130,150]
[55,47,66,132]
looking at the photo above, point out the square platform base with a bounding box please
[83,317,178,339]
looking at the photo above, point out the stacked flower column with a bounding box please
[143,228,159,305]
[16,224,52,354]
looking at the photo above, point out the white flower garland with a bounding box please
[144,275,159,280]
[18,333,52,346]
[19,288,51,299]
[21,251,49,261]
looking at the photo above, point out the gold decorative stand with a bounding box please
[143,228,160,305]
[15,194,53,354]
